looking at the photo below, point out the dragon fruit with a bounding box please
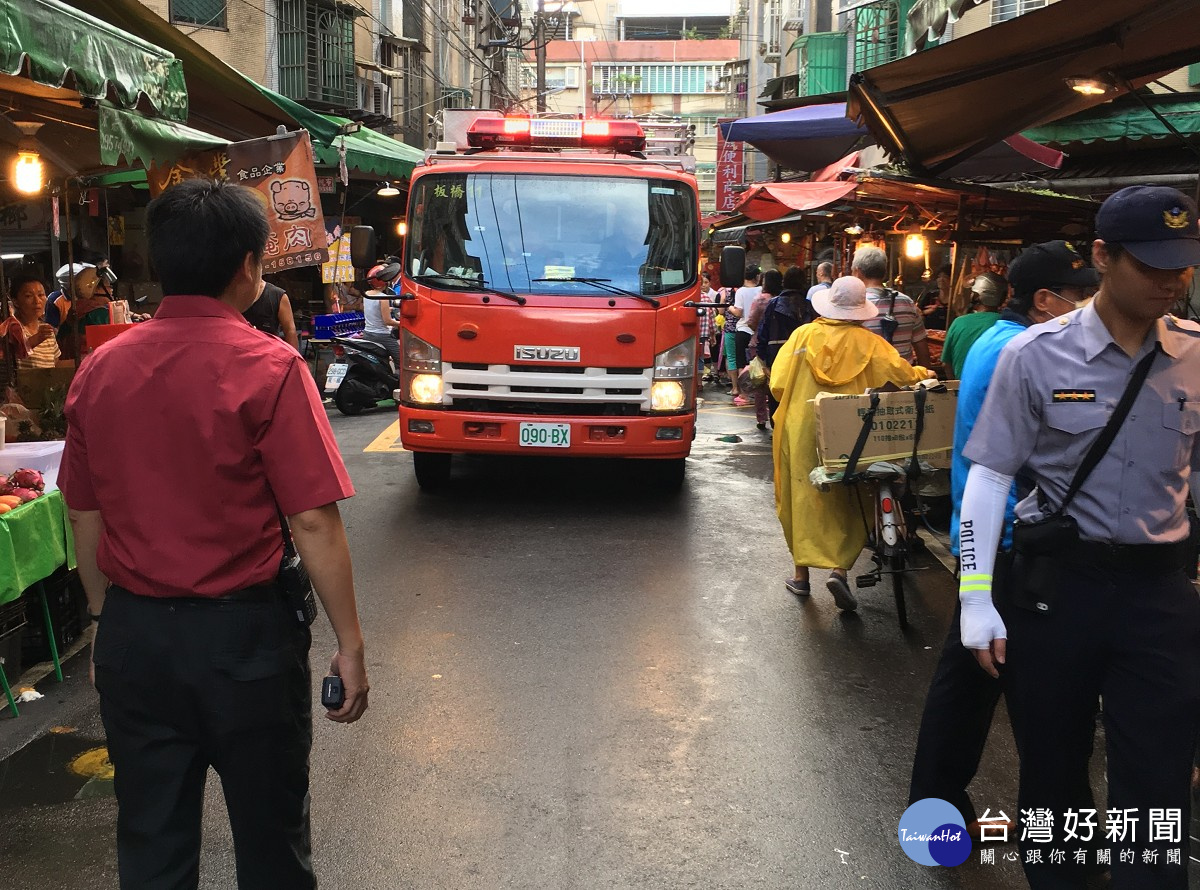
[6,487,40,503]
[8,468,44,492]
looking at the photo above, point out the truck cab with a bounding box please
[374,115,703,490]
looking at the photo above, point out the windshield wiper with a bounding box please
[411,273,526,305]
[532,277,660,307]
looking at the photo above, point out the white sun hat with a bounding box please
[810,275,878,322]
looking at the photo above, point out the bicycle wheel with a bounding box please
[890,549,909,629]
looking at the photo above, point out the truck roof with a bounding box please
[418,150,697,179]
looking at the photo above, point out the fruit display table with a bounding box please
[0,489,76,606]
[0,490,76,716]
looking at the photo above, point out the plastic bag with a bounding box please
[747,355,768,388]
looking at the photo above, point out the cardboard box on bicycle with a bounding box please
[813,382,958,471]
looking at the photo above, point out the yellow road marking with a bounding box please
[364,420,406,453]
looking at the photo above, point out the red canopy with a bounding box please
[733,181,858,222]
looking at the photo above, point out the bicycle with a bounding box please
[836,381,949,629]
[851,461,918,628]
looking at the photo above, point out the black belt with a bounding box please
[1068,538,1192,573]
[108,583,281,604]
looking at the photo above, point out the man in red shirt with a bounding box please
[59,178,368,889]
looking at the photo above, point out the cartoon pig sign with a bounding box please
[270,179,318,220]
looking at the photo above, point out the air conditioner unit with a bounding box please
[372,83,389,115]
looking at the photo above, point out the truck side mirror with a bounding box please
[719,246,746,288]
[350,226,377,271]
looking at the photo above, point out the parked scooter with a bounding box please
[325,261,402,415]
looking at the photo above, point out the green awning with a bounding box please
[245,79,422,180]
[1023,96,1200,147]
[312,116,423,180]
[97,102,228,168]
[0,0,187,121]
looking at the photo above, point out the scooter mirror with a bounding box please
[350,226,377,270]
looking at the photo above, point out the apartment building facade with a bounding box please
[518,0,741,210]
[140,0,513,148]
[760,0,1198,109]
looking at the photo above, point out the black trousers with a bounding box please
[94,586,315,890]
[908,599,1004,825]
[1005,559,1200,889]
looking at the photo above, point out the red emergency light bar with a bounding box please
[468,117,646,153]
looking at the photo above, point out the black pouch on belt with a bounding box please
[1008,513,1079,613]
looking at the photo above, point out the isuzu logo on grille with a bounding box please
[513,345,580,362]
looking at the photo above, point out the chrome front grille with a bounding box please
[443,363,654,413]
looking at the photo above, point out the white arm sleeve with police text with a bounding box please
[958,462,1013,650]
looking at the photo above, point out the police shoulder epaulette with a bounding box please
[1166,314,1200,335]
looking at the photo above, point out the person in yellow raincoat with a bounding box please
[770,276,933,612]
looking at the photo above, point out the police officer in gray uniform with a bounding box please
[958,185,1200,889]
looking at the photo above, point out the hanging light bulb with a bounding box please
[844,223,863,236]
[11,121,44,195]
[396,219,408,237]
[780,231,791,244]
[905,233,926,260]
[13,151,42,195]
[377,181,400,197]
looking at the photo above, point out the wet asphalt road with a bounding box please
[0,391,1055,889]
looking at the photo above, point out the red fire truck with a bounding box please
[358,114,711,491]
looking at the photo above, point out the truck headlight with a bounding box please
[410,374,444,404]
[654,339,695,380]
[651,380,685,411]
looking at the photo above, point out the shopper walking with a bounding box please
[770,276,932,611]
[746,269,778,427]
[958,186,1200,888]
[59,179,369,890]
[730,265,761,406]
[854,246,933,368]
[909,241,1098,840]
[938,271,1008,379]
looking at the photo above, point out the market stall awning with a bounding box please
[70,0,314,140]
[848,0,1200,176]
[1023,93,1200,149]
[905,0,987,53]
[313,120,423,180]
[711,171,1097,244]
[247,83,422,180]
[0,0,187,121]
[97,102,227,168]
[720,103,871,173]
[734,181,858,222]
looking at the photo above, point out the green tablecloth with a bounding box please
[0,490,76,605]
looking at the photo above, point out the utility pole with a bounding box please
[535,0,547,112]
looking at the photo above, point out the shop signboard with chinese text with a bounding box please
[321,217,360,284]
[715,118,745,214]
[225,131,330,272]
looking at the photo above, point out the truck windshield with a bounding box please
[406,173,697,297]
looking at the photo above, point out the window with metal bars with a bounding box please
[852,0,901,72]
[278,0,358,109]
[171,0,226,28]
[592,64,725,96]
[990,0,1047,24]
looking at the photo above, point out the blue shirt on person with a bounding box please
[949,309,1029,555]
